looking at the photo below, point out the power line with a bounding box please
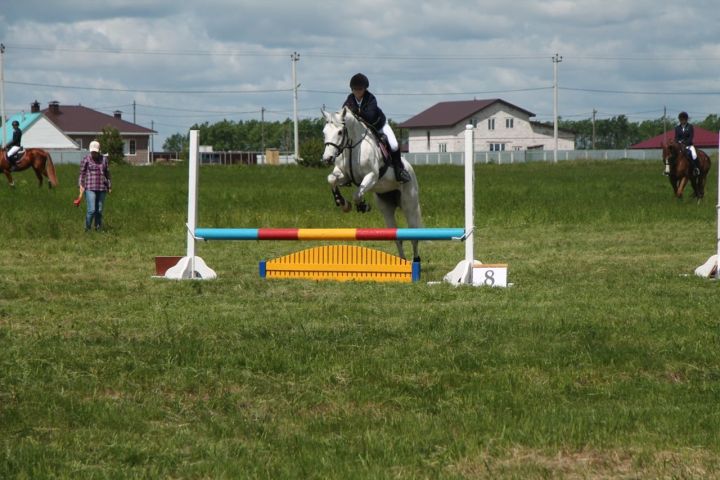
[5,80,293,95]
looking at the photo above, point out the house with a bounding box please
[2,111,78,150]
[34,101,156,164]
[398,99,575,153]
[630,126,718,149]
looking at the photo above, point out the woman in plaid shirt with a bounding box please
[78,141,112,231]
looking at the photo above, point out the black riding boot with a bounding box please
[692,158,700,177]
[391,150,411,184]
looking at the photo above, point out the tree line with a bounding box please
[162,114,720,159]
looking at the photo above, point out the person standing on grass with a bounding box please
[78,140,111,232]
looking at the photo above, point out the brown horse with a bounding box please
[662,139,711,200]
[0,148,59,188]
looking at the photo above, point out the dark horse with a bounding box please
[0,148,59,188]
[662,139,711,200]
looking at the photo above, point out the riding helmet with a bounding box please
[678,111,689,121]
[350,73,369,89]
[11,120,19,127]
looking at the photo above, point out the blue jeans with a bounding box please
[85,190,107,231]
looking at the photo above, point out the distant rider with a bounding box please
[5,120,22,171]
[675,111,699,177]
[342,73,411,184]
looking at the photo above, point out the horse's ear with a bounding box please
[341,107,347,121]
[321,108,330,121]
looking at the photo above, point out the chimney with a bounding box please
[113,110,122,120]
[49,101,60,114]
[31,100,40,113]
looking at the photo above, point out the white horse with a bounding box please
[321,106,423,261]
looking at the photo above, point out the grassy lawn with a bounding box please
[1,159,719,479]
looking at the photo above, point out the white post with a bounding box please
[164,129,217,280]
[464,124,475,275]
[717,131,720,279]
[694,130,720,279]
[0,44,6,149]
[291,52,300,162]
[186,130,199,260]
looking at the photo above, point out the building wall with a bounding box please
[405,104,575,153]
[69,134,151,164]
[22,117,79,149]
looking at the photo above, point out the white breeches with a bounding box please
[689,145,697,160]
[381,123,398,152]
[7,146,20,157]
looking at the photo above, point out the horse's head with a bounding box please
[321,108,348,166]
[662,138,680,166]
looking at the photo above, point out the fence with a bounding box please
[405,148,719,166]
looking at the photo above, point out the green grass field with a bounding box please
[1,159,719,479]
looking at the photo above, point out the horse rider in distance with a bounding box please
[675,111,700,177]
[5,120,23,171]
[343,73,411,184]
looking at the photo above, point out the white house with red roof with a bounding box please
[399,99,575,154]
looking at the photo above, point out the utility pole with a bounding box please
[261,107,266,160]
[0,44,6,149]
[291,52,300,162]
[133,100,136,124]
[552,53,562,163]
[150,120,154,164]
[663,106,668,143]
[592,109,597,149]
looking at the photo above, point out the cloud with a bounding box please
[2,0,719,146]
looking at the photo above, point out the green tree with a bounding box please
[98,126,125,164]
[163,133,188,156]
[297,137,325,168]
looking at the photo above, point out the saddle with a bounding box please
[8,148,24,163]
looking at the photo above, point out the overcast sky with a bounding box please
[1,0,719,148]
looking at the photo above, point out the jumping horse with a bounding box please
[321,106,423,262]
[0,148,59,188]
[662,139,711,201]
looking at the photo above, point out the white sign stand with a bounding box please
[444,125,508,287]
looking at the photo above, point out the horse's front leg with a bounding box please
[676,177,689,199]
[2,169,14,188]
[328,167,352,213]
[353,171,379,212]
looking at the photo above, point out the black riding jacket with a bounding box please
[342,91,386,131]
[675,123,694,146]
[8,128,22,148]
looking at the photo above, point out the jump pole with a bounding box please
[694,130,720,279]
[164,130,217,280]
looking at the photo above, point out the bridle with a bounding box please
[323,120,370,186]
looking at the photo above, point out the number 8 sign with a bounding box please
[472,264,508,287]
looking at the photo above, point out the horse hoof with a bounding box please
[413,257,421,263]
[342,202,352,213]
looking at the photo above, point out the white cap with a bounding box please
[89,141,101,153]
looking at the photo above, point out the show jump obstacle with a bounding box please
[694,131,720,279]
[162,127,507,285]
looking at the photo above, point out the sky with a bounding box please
[1,0,719,149]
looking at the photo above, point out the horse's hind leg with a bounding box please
[376,193,405,259]
[33,166,44,187]
[3,170,15,188]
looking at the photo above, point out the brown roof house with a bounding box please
[399,98,575,153]
[36,101,156,164]
[630,126,718,149]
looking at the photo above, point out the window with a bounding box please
[488,118,495,130]
[471,117,478,127]
[124,139,137,156]
[489,143,506,152]
[438,143,447,153]
[426,131,431,150]
[506,118,514,128]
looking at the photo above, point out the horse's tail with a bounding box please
[44,151,59,187]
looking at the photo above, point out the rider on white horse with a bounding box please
[343,73,411,184]
[6,120,23,171]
